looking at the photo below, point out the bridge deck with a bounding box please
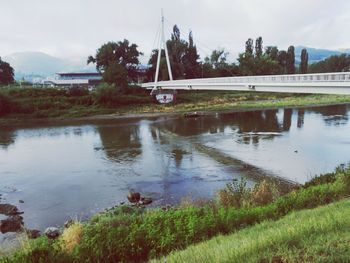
[142,72,350,95]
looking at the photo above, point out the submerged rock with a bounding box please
[140,197,153,205]
[0,204,21,216]
[127,192,141,203]
[0,215,24,233]
[44,227,61,239]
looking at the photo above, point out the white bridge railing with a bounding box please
[142,72,350,95]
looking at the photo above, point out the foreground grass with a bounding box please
[2,165,350,263]
[154,199,350,263]
[1,85,350,123]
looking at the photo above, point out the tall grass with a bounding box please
[153,199,350,263]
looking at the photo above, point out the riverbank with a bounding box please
[2,164,350,262]
[154,198,350,263]
[1,86,350,127]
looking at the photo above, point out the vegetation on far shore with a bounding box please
[1,84,350,124]
[1,164,350,262]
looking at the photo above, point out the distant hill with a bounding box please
[3,52,95,81]
[294,46,350,64]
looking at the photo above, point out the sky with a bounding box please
[1,0,350,64]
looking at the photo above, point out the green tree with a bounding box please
[183,31,201,79]
[300,48,308,74]
[88,40,142,88]
[286,46,295,74]
[255,37,263,58]
[0,57,14,85]
[309,54,350,73]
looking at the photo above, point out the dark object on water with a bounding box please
[0,203,21,216]
[294,150,298,153]
[184,112,202,118]
[127,192,141,203]
[140,197,153,205]
[19,200,24,204]
[0,215,24,233]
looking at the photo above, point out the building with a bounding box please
[43,72,102,88]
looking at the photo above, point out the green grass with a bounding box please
[153,199,350,263]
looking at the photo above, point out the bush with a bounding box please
[0,93,16,116]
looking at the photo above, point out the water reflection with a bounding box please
[1,104,350,235]
[97,125,142,162]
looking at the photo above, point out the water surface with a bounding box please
[1,104,350,236]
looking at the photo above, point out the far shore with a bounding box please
[1,99,350,128]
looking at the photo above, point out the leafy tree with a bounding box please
[88,40,142,88]
[255,37,263,58]
[300,48,308,74]
[286,46,295,74]
[183,31,201,78]
[309,54,350,73]
[277,50,288,74]
[0,57,14,85]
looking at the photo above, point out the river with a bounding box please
[0,104,350,241]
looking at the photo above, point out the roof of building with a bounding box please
[56,72,101,76]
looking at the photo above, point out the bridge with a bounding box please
[142,72,350,95]
[141,11,350,99]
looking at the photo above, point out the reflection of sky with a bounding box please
[203,108,350,183]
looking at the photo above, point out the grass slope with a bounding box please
[154,199,350,263]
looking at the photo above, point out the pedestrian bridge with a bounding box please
[142,72,350,95]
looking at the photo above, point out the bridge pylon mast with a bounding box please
[154,9,173,90]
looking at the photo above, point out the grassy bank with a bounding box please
[1,85,350,123]
[1,165,350,263]
[154,198,350,263]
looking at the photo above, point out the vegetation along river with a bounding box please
[1,104,350,243]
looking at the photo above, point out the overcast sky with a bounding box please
[1,0,350,64]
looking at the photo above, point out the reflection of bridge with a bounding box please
[142,72,350,95]
[142,11,350,96]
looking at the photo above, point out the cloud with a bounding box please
[1,0,350,63]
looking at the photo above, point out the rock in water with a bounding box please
[127,192,141,203]
[141,197,153,205]
[0,215,24,233]
[25,229,41,239]
[44,227,61,239]
[0,204,20,216]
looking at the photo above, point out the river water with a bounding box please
[0,104,350,237]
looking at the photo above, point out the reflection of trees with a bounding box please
[97,125,141,162]
[309,105,348,126]
[297,109,305,128]
[0,128,16,149]
[156,109,297,145]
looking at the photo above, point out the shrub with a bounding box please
[61,222,83,254]
[66,86,89,97]
[93,83,122,106]
[0,93,16,116]
[251,180,279,206]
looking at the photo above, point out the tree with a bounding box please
[255,37,263,58]
[0,57,14,85]
[88,39,142,88]
[308,54,350,73]
[300,48,308,74]
[286,46,295,74]
[183,31,201,78]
